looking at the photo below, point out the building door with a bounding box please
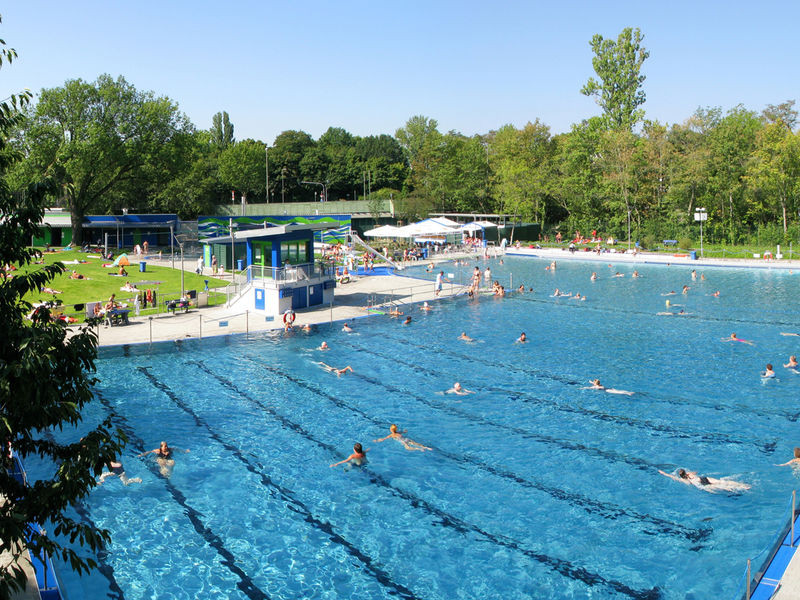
[292,286,307,310]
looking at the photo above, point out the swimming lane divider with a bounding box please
[223,356,709,545]
[136,366,421,600]
[383,332,795,423]
[92,392,271,600]
[510,293,800,329]
[343,339,775,456]
[376,335,785,447]
[188,361,663,599]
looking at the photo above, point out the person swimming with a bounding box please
[723,333,754,345]
[330,443,368,468]
[317,362,353,377]
[374,424,432,452]
[516,332,527,343]
[784,356,799,371]
[762,363,776,378]
[420,302,432,311]
[458,332,474,342]
[445,382,474,395]
[139,441,188,477]
[342,322,353,332]
[658,468,751,493]
[318,341,329,350]
[583,379,634,395]
[402,316,412,325]
[98,460,142,485]
[776,447,800,467]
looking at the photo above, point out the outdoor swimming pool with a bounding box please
[27,256,800,599]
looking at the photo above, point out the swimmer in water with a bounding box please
[388,307,403,317]
[784,355,799,370]
[614,272,625,278]
[374,424,432,452]
[458,332,474,342]
[781,332,800,337]
[691,270,697,281]
[723,333,754,345]
[583,379,634,395]
[711,291,720,297]
[402,316,412,325]
[516,332,527,343]
[98,459,142,485]
[658,468,751,493]
[662,291,677,296]
[632,271,640,278]
[776,448,800,467]
[590,272,597,281]
[682,285,690,294]
[446,382,474,395]
[420,302,432,311]
[316,362,353,377]
[342,322,353,333]
[139,441,188,478]
[330,443,368,468]
[318,341,329,350]
[762,363,776,378]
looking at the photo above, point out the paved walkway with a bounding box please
[90,248,800,348]
[91,269,462,347]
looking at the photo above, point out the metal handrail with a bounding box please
[734,490,796,599]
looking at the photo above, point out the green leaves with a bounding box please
[581,27,649,131]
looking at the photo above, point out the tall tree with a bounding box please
[395,115,442,200]
[210,111,235,149]
[268,130,315,202]
[218,138,266,205]
[0,20,125,596]
[581,27,649,131]
[15,75,191,244]
[747,123,800,234]
[492,121,554,227]
[706,106,761,242]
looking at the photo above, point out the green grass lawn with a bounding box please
[19,249,229,320]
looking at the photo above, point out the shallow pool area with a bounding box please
[28,256,800,599]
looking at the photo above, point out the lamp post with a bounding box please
[300,180,327,202]
[627,209,631,250]
[694,208,707,257]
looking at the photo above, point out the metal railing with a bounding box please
[732,490,797,599]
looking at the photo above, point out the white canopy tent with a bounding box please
[363,225,403,237]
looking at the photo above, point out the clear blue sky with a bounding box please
[3,1,798,143]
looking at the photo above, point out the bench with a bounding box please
[166,299,190,314]
[106,309,130,326]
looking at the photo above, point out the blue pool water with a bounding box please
[30,256,800,599]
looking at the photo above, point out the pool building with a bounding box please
[201,221,337,317]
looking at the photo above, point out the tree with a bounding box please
[210,111,235,149]
[492,121,554,228]
[218,138,266,205]
[0,20,125,596]
[581,27,649,131]
[747,123,800,235]
[16,75,191,244]
[706,106,761,242]
[761,100,797,132]
[268,130,315,202]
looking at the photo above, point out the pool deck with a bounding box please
[87,267,456,348]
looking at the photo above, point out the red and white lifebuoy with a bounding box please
[283,309,296,325]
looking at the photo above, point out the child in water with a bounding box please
[330,443,368,468]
